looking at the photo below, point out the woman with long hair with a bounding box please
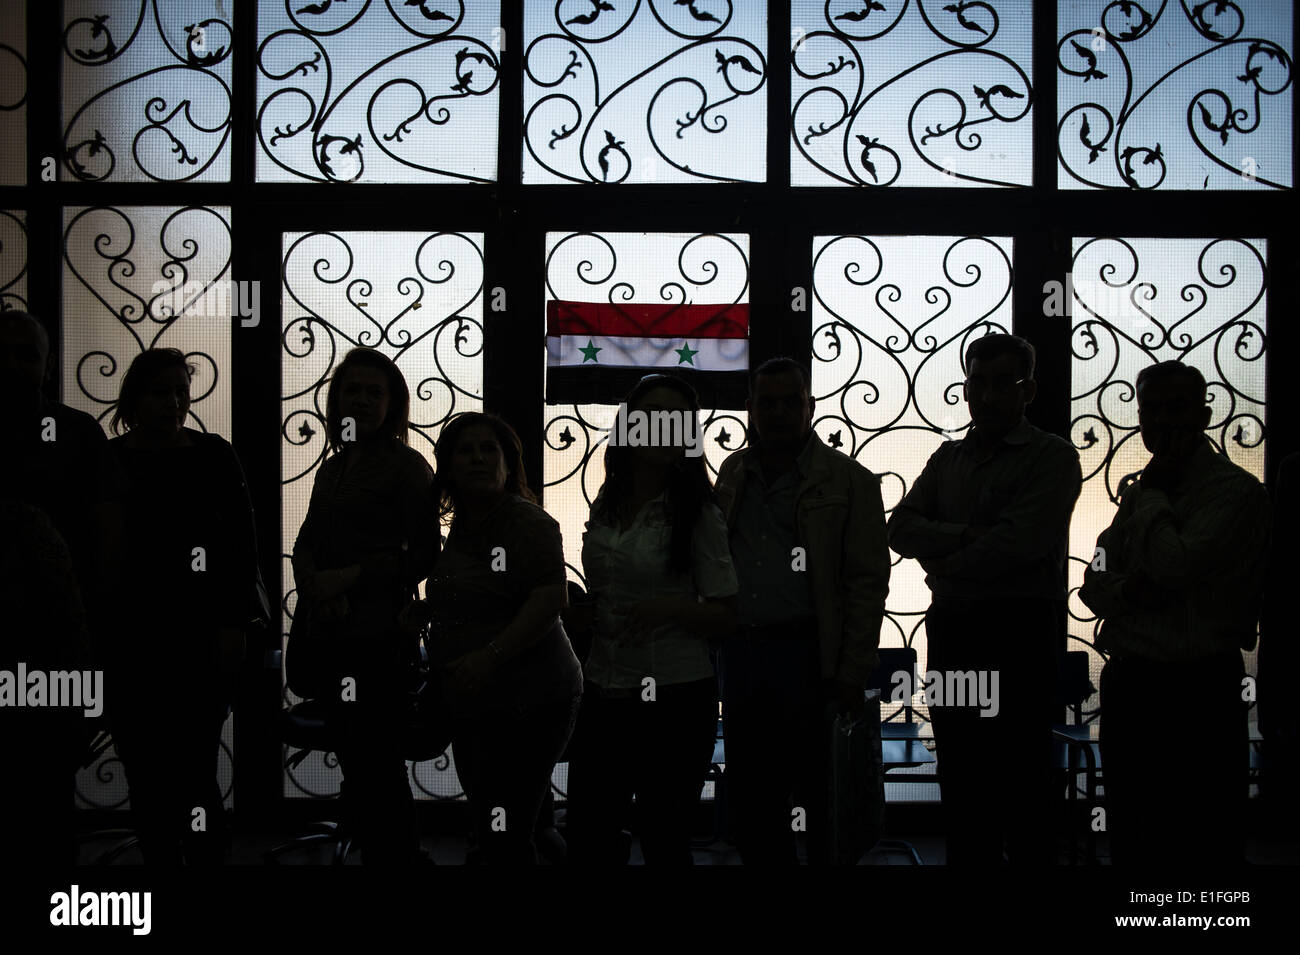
[291,347,438,864]
[414,411,582,864]
[566,374,738,864]
[104,347,268,864]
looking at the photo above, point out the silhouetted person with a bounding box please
[291,347,437,864]
[566,374,737,865]
[0,499,93,867]
[713,357,890,864]
[103,348,268,864]
[889,334,1081,865]
[1080,361,1268,865]
[412,412,581,865]
[0,309,119,630]
[1260,451,1300,838]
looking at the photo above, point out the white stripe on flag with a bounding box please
[546,336,749,371]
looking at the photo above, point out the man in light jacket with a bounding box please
[714,357,890,864]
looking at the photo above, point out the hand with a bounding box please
[561,601,596,634]
[445,647,496,695]
[826,679,866,717]
[215,626,246,676]
[1121,573,1176,612]
[399,599,430,637]
[1142,429,1200,492]
[621,600,673,640]
[315,594,350,623]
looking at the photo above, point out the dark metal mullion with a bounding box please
[230,0,284,821]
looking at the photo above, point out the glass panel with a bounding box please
[257,0,501,183]
[523,1,768,184]
[62,204,235,812]
[0,211,26,312]
[791,0,1034,187]
[543,231,751,583]
[0,3,25,185]
[1068,237,1267,709]
[62,1,234,182]
[280,230,485,800]
[1057,0,1293,189]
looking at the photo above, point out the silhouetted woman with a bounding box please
[416,412,581,864]
[105,348,267,864]
[291,347,438,864]
[566,374,737,864]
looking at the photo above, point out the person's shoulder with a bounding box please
[49,401,107,442]
[1025,423,1079,455]
[507,495,560,529]
[390,441,434,481]
[189,428,234,453]
[808,434,879,483]
[1204,446,1265,497]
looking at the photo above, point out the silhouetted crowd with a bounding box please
[1,309,1288,866]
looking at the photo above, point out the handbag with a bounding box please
[284,598,341,701]
[827,689,885,865]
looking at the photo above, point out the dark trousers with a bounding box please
[718,635,830,864]
[331,666,422,865]
[925,597,1060,865]
[452,695,579,865]
[565,677,717,865]
[109,672,231,866]
[1100,650,1248,865]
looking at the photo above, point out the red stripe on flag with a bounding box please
[547,301,749,339]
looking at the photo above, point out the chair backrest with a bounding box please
[867,646,919,723]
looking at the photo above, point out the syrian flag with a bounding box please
[545,300,750,408]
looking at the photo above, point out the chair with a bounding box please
[265,648,452,864]
[1052,649,1102,864]
[865,646,937,864]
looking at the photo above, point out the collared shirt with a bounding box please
[887,417,1082,600]
[1079,439,1270,662]
[581,494,738,689]
[730,434,815,626]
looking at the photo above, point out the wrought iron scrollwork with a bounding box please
[811,234,1012,682]
[791,0,1033,186]
[62,205,232,432]
[62,1,233,182]
[0,210,27,312]
[258,0,500,183]
[525,0,766,183]
[1057,0,1292,189]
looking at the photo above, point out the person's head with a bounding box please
[963,333,1037,440]
[1136,361,1210,457]
[111,348,195,436]
[747,357,814,452]
[434,412,534,519]
[0,310,51,399]
[325,348,410,452]
[600,374,713,576]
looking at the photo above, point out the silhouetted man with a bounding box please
[889,334,1081,865]
[1080,361,1268,865]
[0,309,119,612]
[715,357,890,864]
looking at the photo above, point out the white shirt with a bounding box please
[581,493,738,689]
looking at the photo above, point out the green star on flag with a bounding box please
[675,342,699,366]
[579,339,602,363]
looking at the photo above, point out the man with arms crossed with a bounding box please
[888,333,1081,865]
